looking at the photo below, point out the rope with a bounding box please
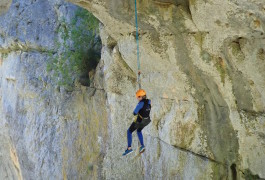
[134,0,141,89]
[134,0,142,151]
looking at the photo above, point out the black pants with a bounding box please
[127,116,151,147]
[128,116,151,133]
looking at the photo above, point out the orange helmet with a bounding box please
[136,89,146,97]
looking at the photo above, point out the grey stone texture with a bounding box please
[0,0,265,179]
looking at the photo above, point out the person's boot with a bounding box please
[122,148,133,156]
[139,145,145,153]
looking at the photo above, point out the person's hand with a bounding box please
[134,116,138,122]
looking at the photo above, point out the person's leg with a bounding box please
[137,127,144,147]
[137,127,145,153]
[137,131,144,146]
[127,122,137,149]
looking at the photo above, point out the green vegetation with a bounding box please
[201,50,212,63]
[215,57,226,85]
[231,41,245,61]
[47,8,101,91]
[257,48,265,61]
[1,53,8,59]
[242,169,260,180]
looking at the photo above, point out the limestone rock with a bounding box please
[69,0,265,179]
[0,1,108,179]
[0,0,264,179]
[0,0,12,15]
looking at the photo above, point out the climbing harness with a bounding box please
[134,0,141,89]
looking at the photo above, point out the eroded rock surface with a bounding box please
[0,0,264,179]
[69,0,265,179]
[0,1,107,179]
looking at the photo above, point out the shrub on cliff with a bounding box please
[47,8,101,91]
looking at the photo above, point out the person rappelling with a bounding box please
[122,89,151,156]
[122,0,152,156]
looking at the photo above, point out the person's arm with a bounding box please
[133,102,144,115]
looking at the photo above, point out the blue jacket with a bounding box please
[133,99,151,116]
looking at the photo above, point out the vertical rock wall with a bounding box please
[70,0,265,179]
[0,0,108,179]
[0,0,264,179]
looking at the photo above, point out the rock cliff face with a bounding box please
[0,0,12,15]
[0,1,108,179]
[0,0,265,179]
